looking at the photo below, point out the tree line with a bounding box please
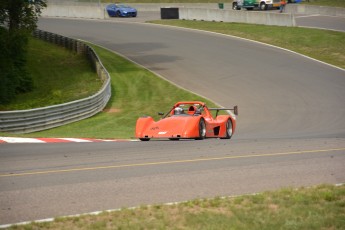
[0,0,47,105]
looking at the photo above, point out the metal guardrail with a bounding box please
[0,30,111,134]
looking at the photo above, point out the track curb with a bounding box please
[0,137,136,144]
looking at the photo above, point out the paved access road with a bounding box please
[0,17,344,225]
[295,14,345,32]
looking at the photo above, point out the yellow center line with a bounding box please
[1,147,344,178]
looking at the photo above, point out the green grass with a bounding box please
[0,38,102,111]
[6,184,345,230]
[150,20,345,69]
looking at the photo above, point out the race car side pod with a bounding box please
[209,106,238,117]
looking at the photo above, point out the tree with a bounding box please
[0,0,47,32]
[0,0,47,105]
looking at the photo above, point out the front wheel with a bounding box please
[232,3,240,10]
[195,118,206,140]
[139,138,150,141]
[221,119,233,139]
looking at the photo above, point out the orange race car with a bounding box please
[135,101,238,141]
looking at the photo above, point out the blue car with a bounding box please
[106,4,137,17]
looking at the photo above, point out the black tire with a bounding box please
[232,3,240,10]
[139,138,150,141]
[221,119,233,139]
[195,118,206,140]
[116,11,121,17]
[260,3,267,10]
[169,138,180,141]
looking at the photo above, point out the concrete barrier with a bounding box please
[42,2,342,27]
[42,3,233,19]
[286,4,345,17]
[130,3,233,11]
[42,2,104,19]
[179,8,296,27]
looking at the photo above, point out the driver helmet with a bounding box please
[174,107,184,115]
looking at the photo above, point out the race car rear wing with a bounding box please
[209,106,238,117]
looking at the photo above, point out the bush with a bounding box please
[0,0,46,106]
[0,27,33,106]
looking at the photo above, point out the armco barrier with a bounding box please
[0,30,111,134]
[179,8,296,27]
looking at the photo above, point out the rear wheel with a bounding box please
[221,119,233,139]
[195,118,206,140]
[260,3,267,10]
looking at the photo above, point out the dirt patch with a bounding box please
[103,108,121,113]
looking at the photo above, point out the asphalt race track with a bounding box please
[0,16,345,225]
